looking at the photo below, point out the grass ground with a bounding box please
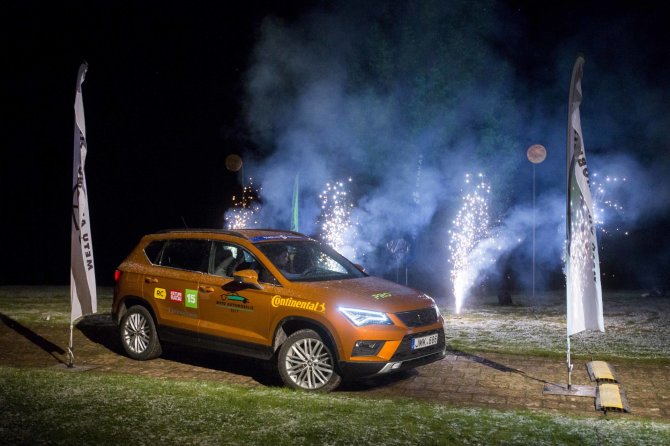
[446,291,670,362]
[2,366,669,445]
[1,286,669,445]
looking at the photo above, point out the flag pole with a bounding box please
[565,57,572,389]
[567,333,573,389]
[67,322,75,367]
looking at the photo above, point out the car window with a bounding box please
[159,239,210,273]
[210,242,239,277]
[144,240,164,264]
[210,241,278,285]
[255,240,366,282]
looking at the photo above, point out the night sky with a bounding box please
[3,1,670,296]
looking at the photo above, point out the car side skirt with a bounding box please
[158,325,274,360]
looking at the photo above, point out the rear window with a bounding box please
[159,239,211,273]
[144,240,164,264]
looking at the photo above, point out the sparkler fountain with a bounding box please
[448,173,493,314]
[318,178,358,257]
[591,172,627,236]
[225,178,262,230]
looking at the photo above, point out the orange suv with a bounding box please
[112,229,446,391]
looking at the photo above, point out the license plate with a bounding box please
[412,333,438,350]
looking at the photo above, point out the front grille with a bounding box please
[390,329,446,362]
[395,307,438,328]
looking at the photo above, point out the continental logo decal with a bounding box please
[271,295,325,313]
[154,288,166,299]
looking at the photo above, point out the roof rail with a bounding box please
[156,228,247,238]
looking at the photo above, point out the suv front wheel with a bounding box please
[120,305,162,360]
[278,329,341,391]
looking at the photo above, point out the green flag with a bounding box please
[291,173,299,232]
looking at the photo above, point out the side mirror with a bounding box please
[233,269,263,290]
[354,264,368,274]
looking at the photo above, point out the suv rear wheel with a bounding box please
[120,305,162,360]
[278,329,341,391]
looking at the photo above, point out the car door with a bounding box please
[197,242,277,348]
[142,238,210,334]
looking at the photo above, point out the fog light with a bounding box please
[351,340,384,357]
[378,361,402,374]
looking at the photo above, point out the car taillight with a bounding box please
[114,269,122,282]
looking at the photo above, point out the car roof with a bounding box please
[154,228,312,242]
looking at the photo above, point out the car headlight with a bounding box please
[338,307,393,326]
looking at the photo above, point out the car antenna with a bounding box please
[180,216,189,229]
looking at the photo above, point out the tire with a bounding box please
[278,329,341,392]
[120,305,162,360]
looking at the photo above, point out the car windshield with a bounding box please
[255,240,366,282]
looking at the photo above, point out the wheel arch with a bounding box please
[114,295,158,326]
[273,317,340,361]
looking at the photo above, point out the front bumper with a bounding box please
[338,328,447,378]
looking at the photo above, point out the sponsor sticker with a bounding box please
[185,289,198,309]
[168,307,198,318]
[372,292,392,300]
[216,294,254,312]
[154,287,166,300]
[169,290,183,303]
[271,295,325,313]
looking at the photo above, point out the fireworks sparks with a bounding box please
[591,172,628,236]
[318,178,358,255]
[448,173,496,314]
[225,179,262,229]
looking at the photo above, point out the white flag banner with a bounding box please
[71,62,97,322]
[566,56,604,336]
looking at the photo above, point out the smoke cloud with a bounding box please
[230,0,670,297]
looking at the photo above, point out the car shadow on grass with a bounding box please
[75,314,451,392]
[160,344,284,387]
[76,313,283,387]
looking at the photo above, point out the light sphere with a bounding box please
[527,144,547,164]
[225,154,243,172]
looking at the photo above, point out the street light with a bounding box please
[527,144,547,299]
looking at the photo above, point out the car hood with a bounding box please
[289,276,436,312]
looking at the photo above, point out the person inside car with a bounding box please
[213,248,235,277]
[274,248,300,279]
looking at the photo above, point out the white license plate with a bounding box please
[412,333,438,350]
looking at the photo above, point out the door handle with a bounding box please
[145,277,158,284]
[199,286,214,293]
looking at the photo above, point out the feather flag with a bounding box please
[70,62,97,323]
[566,55,604,336]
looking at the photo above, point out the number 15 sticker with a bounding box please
[185,289,198,309]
